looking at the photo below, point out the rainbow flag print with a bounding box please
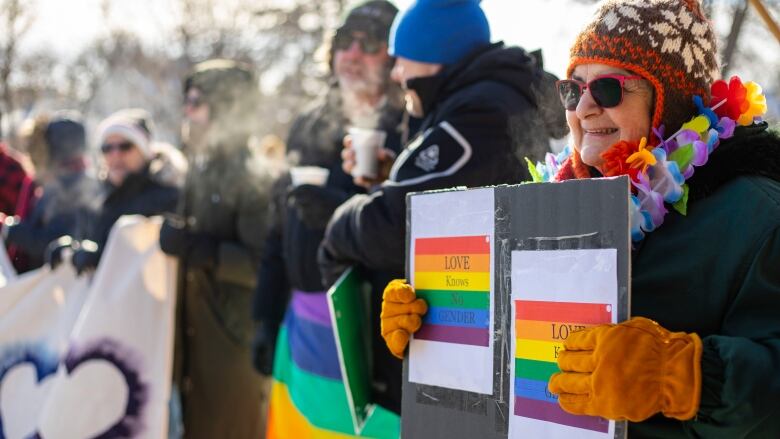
[267,290,399,438]
[413,235,491,347]
[513,300,612,433]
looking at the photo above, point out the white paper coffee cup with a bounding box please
[290,166,330,187]
[348,127,387,179]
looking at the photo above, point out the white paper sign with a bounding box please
[408,188,494,395]
[509,249,618,439]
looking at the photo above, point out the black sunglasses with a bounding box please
[101,141,134,154]
[184,95,203,108]
[556,74,644,111]
[333,31,382,55]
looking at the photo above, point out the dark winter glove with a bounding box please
[317,244,351,289]
[159,218,189,257]
[3,218,32,247]
[288,184,349,230]
[251,321,280,376]
[159,217,218,269]
[45,235,75,269]
[71,240,100,275]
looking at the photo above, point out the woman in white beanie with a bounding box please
[53,108,184,273]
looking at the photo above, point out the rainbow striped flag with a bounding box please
[414,235,491,346]
[513,300,611,433]
[267,291,400,438]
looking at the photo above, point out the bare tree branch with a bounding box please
[0,0,35,138]
[722,0,750,76]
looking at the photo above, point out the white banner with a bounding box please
[0,239,17,288]
[0,216,177,439]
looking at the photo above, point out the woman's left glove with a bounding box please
[548,317,702,422]
[380,279,428,359]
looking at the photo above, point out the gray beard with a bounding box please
[341,88,384,128]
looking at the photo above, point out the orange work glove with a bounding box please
[380,279,428,359]
[548,317,702,422]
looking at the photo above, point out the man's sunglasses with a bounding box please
[184,95,203,108]
[101,141,134,154]
[333,32,382,55]
[556,74,644,111]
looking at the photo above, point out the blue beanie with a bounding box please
[389,0,490,65]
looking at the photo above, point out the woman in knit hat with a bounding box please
[543,1,780,436]
[380,0,780,436]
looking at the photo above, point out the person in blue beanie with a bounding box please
[319,0,567,412]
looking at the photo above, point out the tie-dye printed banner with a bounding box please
[0,216,177,439]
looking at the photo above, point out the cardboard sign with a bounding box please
[402,178,631,439]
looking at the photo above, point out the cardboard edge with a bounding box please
[326,266,367,435]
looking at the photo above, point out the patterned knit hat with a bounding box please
[569,0,720,139]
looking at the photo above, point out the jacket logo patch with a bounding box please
[415,145,439,172]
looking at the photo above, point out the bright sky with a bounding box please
[24,0,596,79]
[21,0,780,110]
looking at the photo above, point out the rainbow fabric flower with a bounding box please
[737,81,768,126]
[711,76,748,121]
[694,95,719,127]
[528,145,572,183]
[717,117,736,138]
[629,195,651,242]
[647,148,684,204]
[632,171,666,231]
[626,137,656,174]
[600,140,640,180]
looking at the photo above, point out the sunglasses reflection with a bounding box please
[334,31,382,55]
[101,141,135,154]
[557,74,643,111]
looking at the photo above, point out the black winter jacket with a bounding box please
[77,164,179,259]
[630,124,780,438]
[319,42,563,284]
[252,86,408,326]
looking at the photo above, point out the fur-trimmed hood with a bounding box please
[147,141,188,188]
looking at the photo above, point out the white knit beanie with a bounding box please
[96,108,154,158]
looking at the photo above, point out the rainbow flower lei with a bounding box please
[527,76,768,242]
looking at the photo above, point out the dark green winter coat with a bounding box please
[173,146,274,439]
[630,123,780,438]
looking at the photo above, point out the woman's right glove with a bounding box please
[380,279,428,359]
[548,317,702,422]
